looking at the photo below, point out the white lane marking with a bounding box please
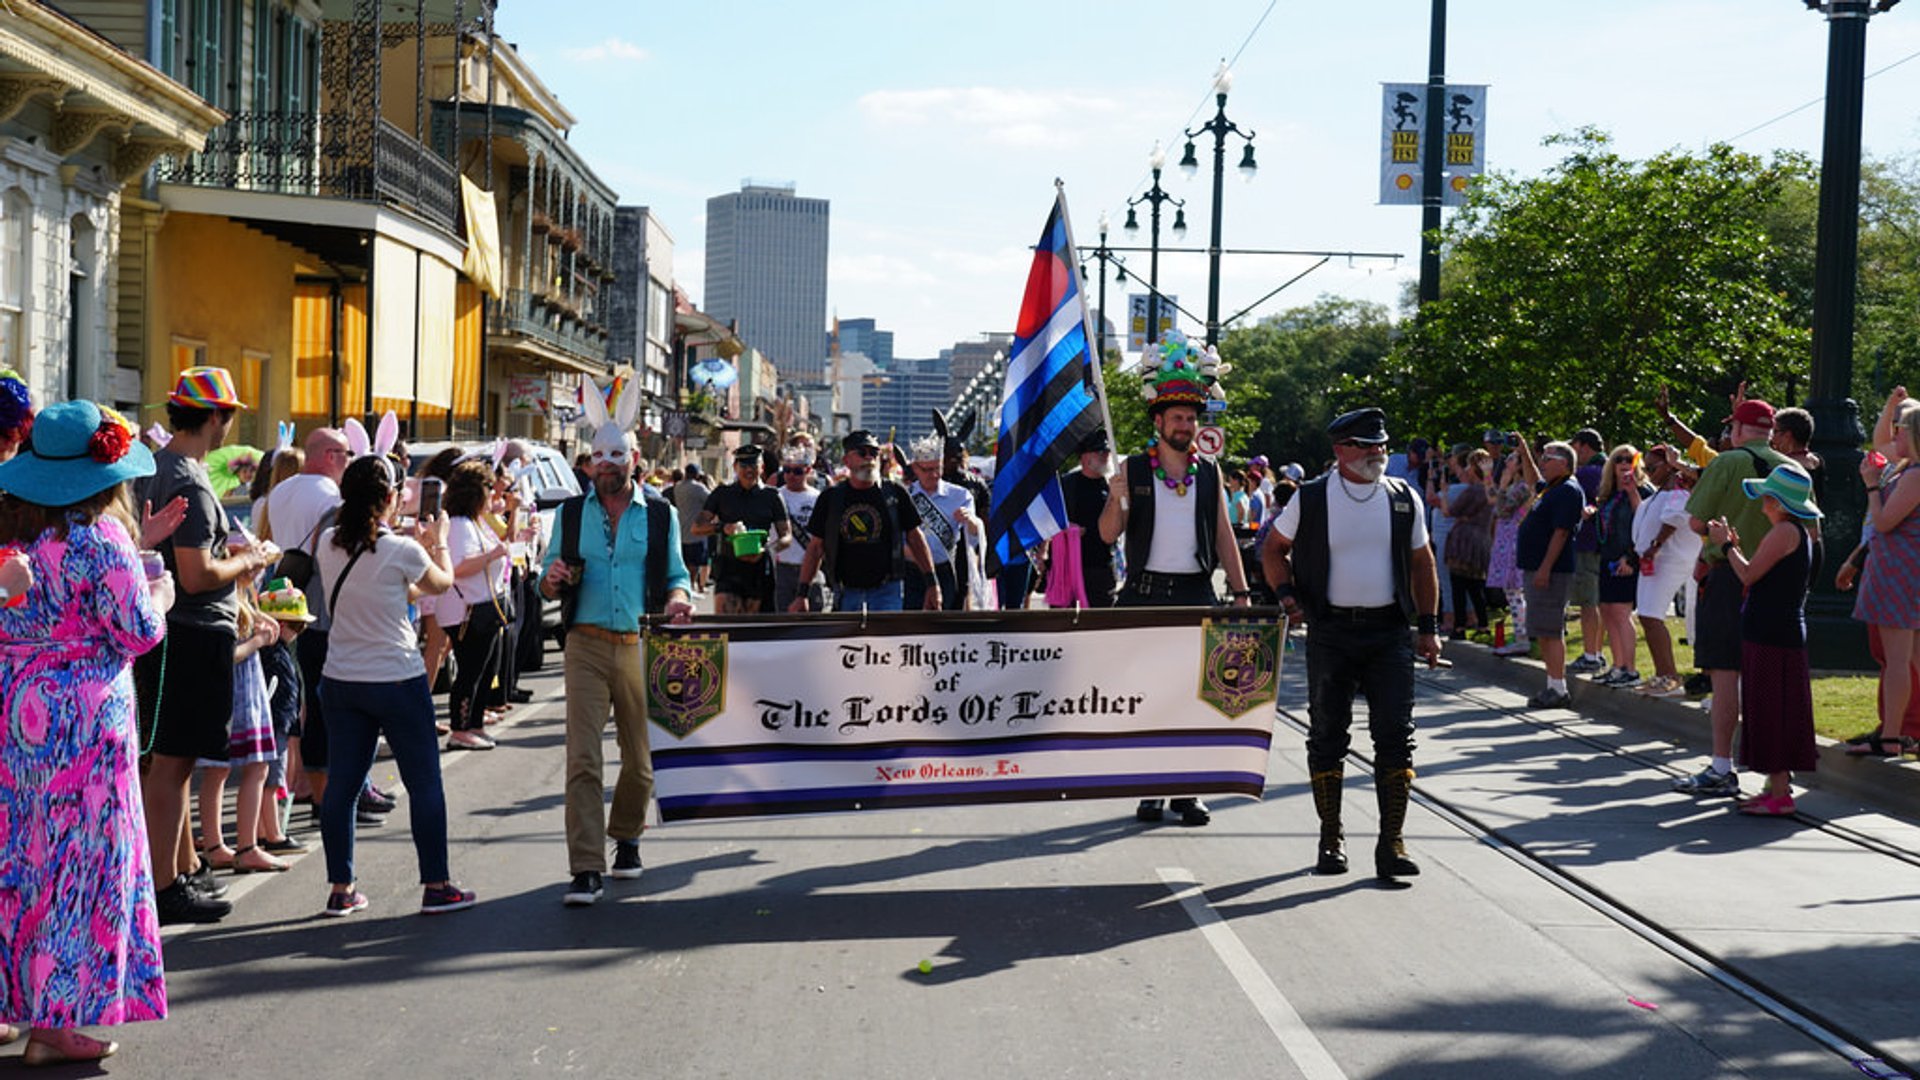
[1158,867,1348,1080]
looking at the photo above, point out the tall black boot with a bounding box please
[1374,767,1421,880]
[1310,768,1347,874]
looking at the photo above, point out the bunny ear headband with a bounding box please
[586,368,641,459]
[276,421,296,455]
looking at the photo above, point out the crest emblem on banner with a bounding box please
[647,635,728,738]
[1197,620,1281,718]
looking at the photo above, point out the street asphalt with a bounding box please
[36,612,1920,1079]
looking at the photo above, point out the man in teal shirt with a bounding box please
[542,427,694,906]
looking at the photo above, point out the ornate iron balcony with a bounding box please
[155,112,459,235]
[489,288,610,369]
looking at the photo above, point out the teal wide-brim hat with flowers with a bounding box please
[1741,461,1822,520]
[0,399,153,506]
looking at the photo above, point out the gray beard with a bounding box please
[852,463,880,485]
[593,472,630,499]
[1352,457,1387,483]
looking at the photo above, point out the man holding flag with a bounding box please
[987,189,1249,828]
[1098,333,1252,827]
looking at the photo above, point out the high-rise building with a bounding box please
[704,182,830,381]
[861,357,952,445]
[947,333,1013,404]
[832,317,894,369]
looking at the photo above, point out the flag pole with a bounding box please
[1053,179,1120,478]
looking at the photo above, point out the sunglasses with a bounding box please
[847,448,876,458]
[782,466,807,474]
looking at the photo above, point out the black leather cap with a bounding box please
[842,429,881,452]
[1327,407,1390,445]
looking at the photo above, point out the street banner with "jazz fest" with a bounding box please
[642,609,1282,822]
[1379,82,1489,207]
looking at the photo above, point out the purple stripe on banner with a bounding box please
[655,730,1273,770]
[658,770,1267,822]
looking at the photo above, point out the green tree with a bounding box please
[1351,129,1817,447]
[1220,296,1394,470]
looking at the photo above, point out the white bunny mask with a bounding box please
[582,370,641,467]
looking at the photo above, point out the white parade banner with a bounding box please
[643,609,1282,822]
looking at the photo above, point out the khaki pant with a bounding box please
[563,631,653,873]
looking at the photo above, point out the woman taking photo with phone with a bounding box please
[313,455,475,917]
[439,461,510,751]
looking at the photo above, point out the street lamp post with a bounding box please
[1803,0,1898,667]
[1181,62,1256,347]
[1124,142,1187,347]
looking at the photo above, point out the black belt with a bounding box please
[1322,603,1403,621]
[1134,570,1208,584]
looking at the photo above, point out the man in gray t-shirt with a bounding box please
[132,367,279,925]
[672,465,712,592]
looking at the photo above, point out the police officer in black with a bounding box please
[1261,407,1442,882]
[1099,338,1252,826]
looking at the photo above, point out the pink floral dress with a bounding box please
[0,516,167,1028]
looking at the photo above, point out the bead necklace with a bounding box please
[1148,436,1190,497]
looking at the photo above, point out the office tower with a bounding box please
[833,317,894,369]
[704,182,830,381]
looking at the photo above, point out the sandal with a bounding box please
[199,844,236,871]
[230,844,289,874]
[22,1029,117,1066]
[1845,735,1907,758]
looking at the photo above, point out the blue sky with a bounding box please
[500,1,1920,361]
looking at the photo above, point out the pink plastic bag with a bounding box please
[1044,526,1087,608]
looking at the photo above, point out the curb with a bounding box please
[1440,640,1920,822]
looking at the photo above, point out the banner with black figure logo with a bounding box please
[642,609,1283,822]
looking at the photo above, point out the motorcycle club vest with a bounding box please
[1289,473,1419,622]
[1122,453,1221,577]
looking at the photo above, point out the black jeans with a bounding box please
[1304,608,1417,774]
[448,599,505,733]
[1449,572,1489,629]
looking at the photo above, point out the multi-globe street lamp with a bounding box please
[1123,142,1187,347]
[1180,62,1257,347]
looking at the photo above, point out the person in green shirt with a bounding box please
[1672,399,1798,797]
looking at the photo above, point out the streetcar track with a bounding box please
[1270,672,1919,1080]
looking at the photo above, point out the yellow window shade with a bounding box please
[460,176,502,299]
[341,284,368,417]
[370,237,417,405]
[415,254,455,412]
[454,280,481,421]
[291,284,332,418]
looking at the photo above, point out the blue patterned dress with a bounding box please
[1855,467,1920,631]
[0,515,167,1027]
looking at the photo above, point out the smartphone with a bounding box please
[418,477,443,520]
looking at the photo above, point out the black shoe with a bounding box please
[1683,671,1712,697]
[1375,841,1421,880]
[609,841,644,880]
[1134,799,1165,823]
[189,858,229,899]
[563,871,604,907]
[355,810,385,827]
[157,876,231,924]
[1170,797,1211,827]
[508,688,534,703]
[358,788,397,814]
[261,835,308,855]
[1316,842,1349,875]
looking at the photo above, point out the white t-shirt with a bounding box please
[1144,480,1205,574]
[1275,475,1429,608]
[1632,488,1704,568]
[316,530,433,684]
[438,514,507,625]
[776,486,818,567]
[266,473,342,550]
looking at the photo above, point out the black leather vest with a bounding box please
[1289,473,1418,622]
[1122,453,1221,577]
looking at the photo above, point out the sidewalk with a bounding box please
[1364,647,1920,1071]
[1441,639,1920,825]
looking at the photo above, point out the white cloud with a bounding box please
[857,86,1124,149]
[829,252,938,287]
[563,38,649,64]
